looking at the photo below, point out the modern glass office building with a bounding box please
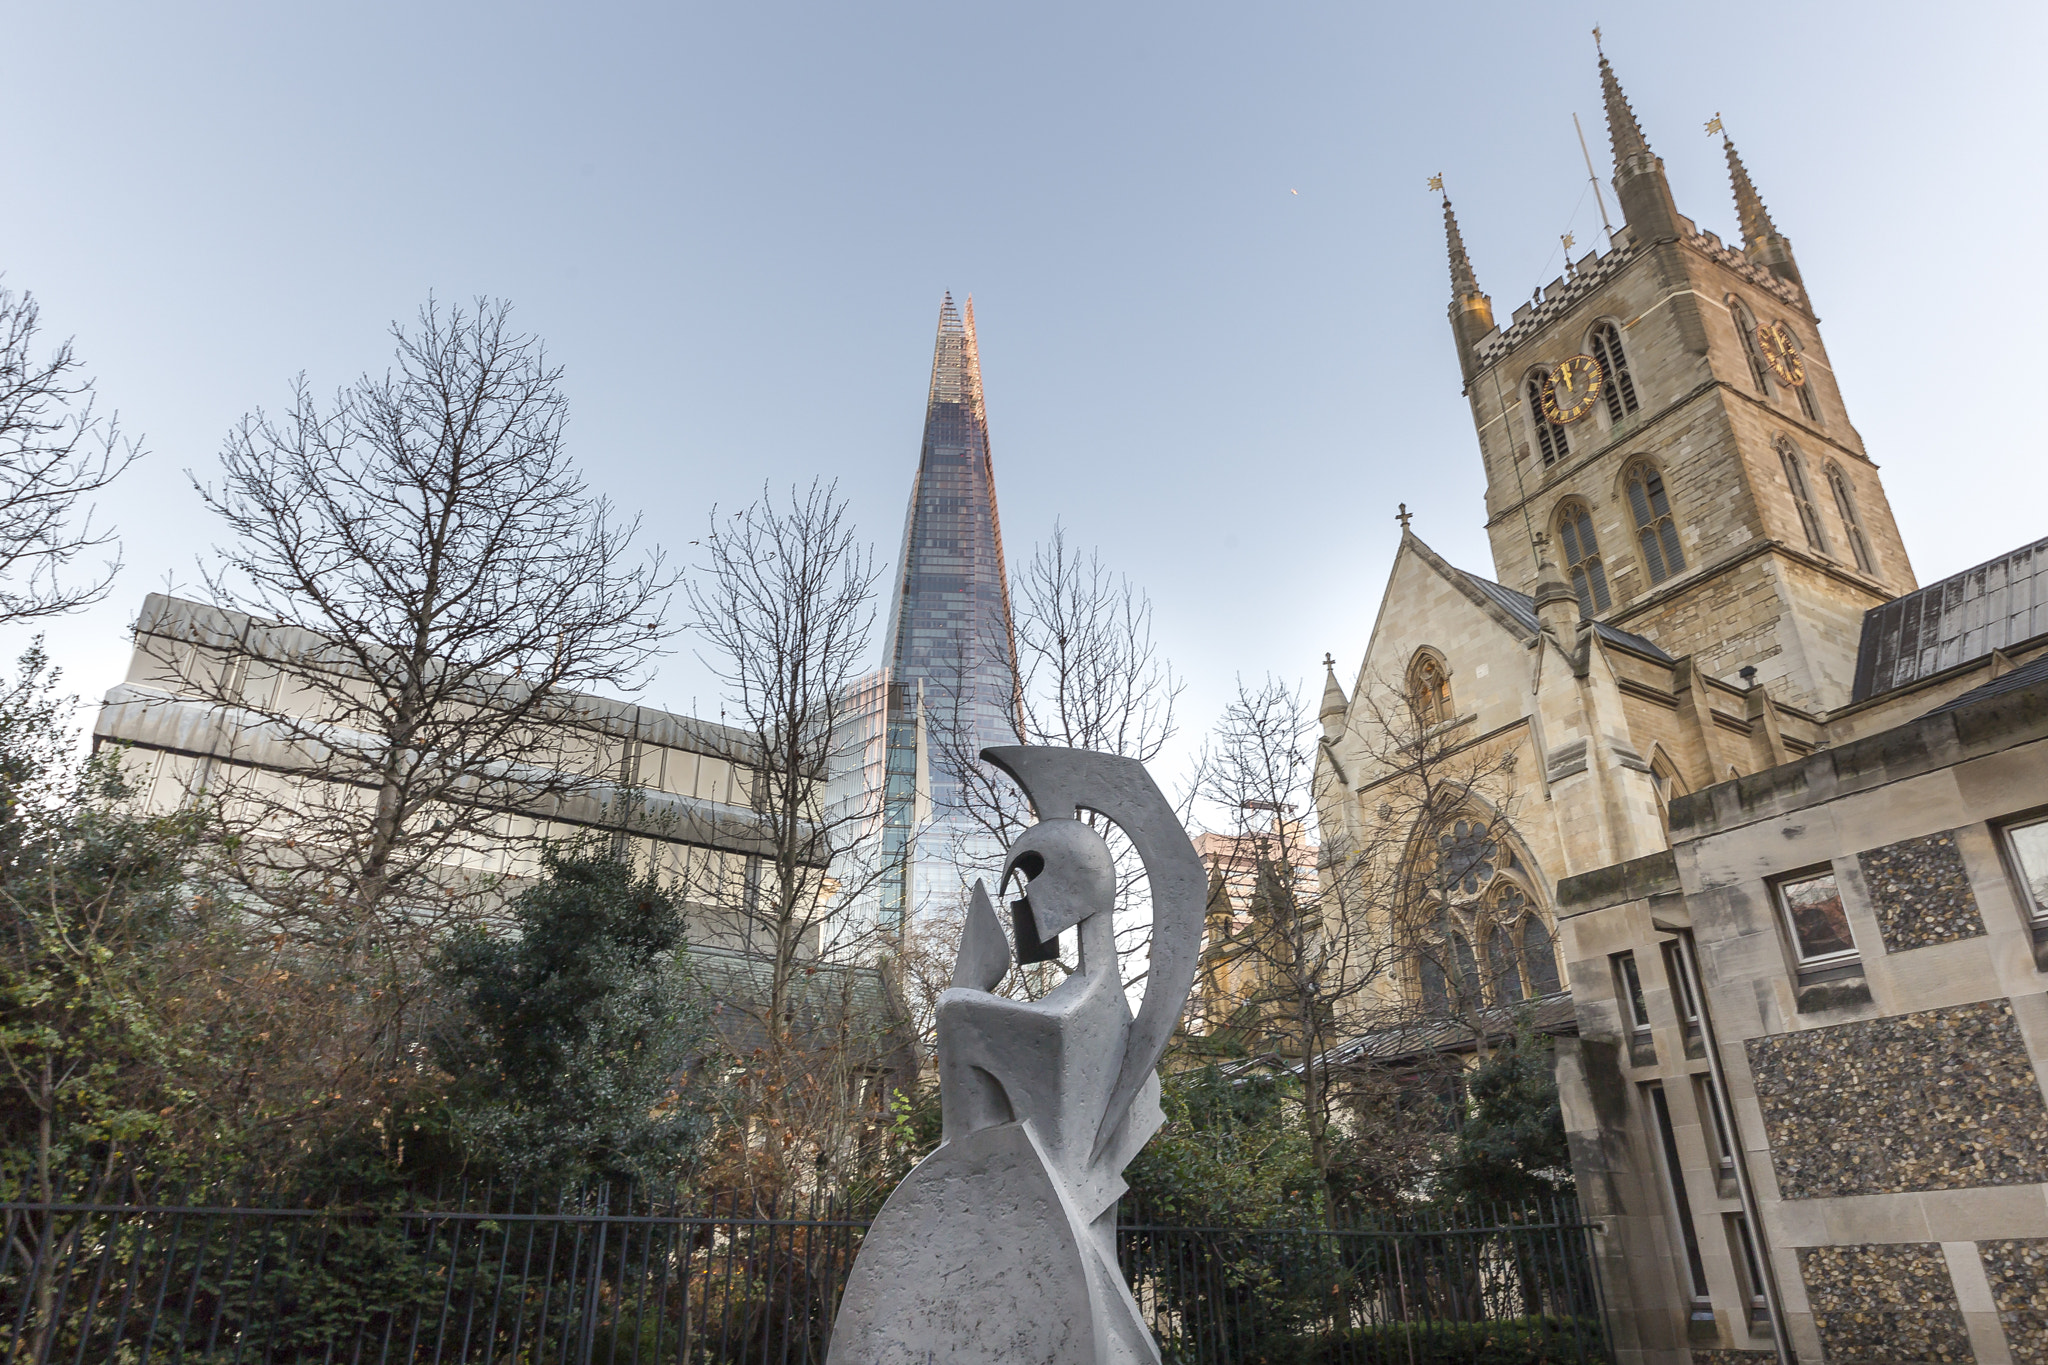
[878,294,1020,925]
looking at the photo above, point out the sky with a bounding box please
[4,1,2044,799]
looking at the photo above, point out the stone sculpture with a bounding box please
[826,746,1204,1365]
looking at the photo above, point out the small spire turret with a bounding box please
[1594,45,1684,242]
[1722,133,1804,293]
[1441,194,1496,384]
[1445,196,1480,298]
[1320,653,1349,742]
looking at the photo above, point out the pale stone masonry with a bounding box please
[1314,44,2048,1364]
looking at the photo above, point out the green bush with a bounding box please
[1289,1316,1610,1365]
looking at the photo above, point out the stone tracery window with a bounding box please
[1827,462,1875,574]
[1779,324,1821,422]
[1589,321,1639,420]
[1554,499,1612,614]
[1408,650,1452,728]
[1486,921,1524,1003]
[1625,461,1686,585]
[1777,438,1828,553]
[1437,818,1497,895]
[1521,914,1562,995]
[1526,375,1570,467]
[1728,295,1773,394]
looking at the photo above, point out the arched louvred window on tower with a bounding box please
[1589,322,1639,420]
[1625,461,1687,585]
[1777,439,1829,553]
[1408,649,1452,729]
[1780,325,1822,423]
[1827,462,1876,574]
[1554,499,1612,614]
[1526,375,1570,467]
[1729,296,1773,394]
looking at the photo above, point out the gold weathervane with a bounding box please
[1561,232,1576,254]
[1705,112,1725,137]
[1428,174,1444,194]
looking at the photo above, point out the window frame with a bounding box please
[1647,1085,1715,1316]
[1728,295,1773,395]
[1588,320,1640,421]
[1825,462,1875,574]
[1771,866,1860,969]
[1624,460,1687,585]
[1776,438,1829,553]
[1526,373,1570,467]
[1553,498,1612,614]
[1996,811,2048,928]
[1613,950,1652,1035]
[1407,649,1453,729]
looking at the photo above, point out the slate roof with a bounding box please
[1221,990,1579,1078]
[1852,536,2048,703]
[1457,572,1673,663]
[1927,651,2048,716]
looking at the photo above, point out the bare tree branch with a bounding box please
[0,286,140,624]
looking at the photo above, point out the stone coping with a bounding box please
[1668,677,2048,841]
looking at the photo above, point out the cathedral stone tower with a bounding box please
[1446,47,1914,713]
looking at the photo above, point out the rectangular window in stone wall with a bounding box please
[1857,829,1986,952]
[1772,868,1858,966]
[1747,998,2048,1198]
[1796,1243,1972,1364]
[2001,815,2048,925]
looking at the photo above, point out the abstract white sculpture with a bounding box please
[826,746,1204,1365]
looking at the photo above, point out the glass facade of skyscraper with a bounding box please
[879,294,1020,924]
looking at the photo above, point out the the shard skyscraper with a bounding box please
[878,293,1020,925]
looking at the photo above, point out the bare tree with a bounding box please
[155,298,671,1105]
[1195,676,1427,1212]
[1326,672,1532,1062]
[937,524,1184,989]
[684,479,899,1203]
[0,286,139,624]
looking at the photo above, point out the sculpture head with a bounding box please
[1002,818,1115,958]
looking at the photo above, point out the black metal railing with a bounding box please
[1,1186,1608,1365]
[1120,1195,1609,1364]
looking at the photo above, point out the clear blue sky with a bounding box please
[5,1,2043,787]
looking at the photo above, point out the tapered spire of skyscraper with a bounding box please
[877,292,1020,925]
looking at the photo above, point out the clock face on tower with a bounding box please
[1757,322,1806,386]
[1541,354,1604,425]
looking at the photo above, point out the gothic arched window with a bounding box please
[1589,322,1639,420]
[1486,922,1524,1003]
[1522,916,1562,995]
[1554,500,1612,614]
[1408,651,1452,728]
[1437,818,1497,896]
[1625,461,1687,584]
[1419,955,1449,1014]
[1782,326,1822,423]
[1729,296,1772,394]
[1526,375,1570,467]
[1778,439,1828,553]
[1827,463,1875,574]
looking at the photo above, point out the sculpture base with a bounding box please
[827,1122,1155,1365]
